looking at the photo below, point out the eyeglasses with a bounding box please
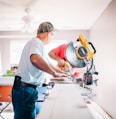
[49,32,55,40]
[50,32,54,35]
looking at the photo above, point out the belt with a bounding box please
[21,82,37,89]
[13,75,37,90]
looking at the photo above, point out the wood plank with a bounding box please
[36,84,94,119]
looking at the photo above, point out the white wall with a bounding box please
[0,39,10,73]
[90,0,116,118]
[0,40,1,73]
[0,30,89,74]
[54,30,89,42]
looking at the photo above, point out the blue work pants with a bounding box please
[12,86,38,119]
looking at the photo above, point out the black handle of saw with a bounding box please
[88,42,96,54]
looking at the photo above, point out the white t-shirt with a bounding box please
[16,37,49,86]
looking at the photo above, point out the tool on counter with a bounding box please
[65,34,99,88]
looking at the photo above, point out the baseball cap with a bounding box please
[37,21,55,34]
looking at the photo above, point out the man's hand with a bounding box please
[57,59,65,67]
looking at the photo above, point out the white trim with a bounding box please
[87,100,112,119]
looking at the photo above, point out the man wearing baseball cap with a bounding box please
[12,21,67,119]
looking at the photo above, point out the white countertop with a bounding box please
[0,76,14,85]
[36,83,94,119]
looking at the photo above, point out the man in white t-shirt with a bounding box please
[12,21,68,119]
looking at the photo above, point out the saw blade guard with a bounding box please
[65,41,86,68]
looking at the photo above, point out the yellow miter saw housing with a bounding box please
[65,34,96,68]
[76,34,96,59]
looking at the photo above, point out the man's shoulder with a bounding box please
[58,44,67,49]
[30,37,43,45]
[60,44,67,47]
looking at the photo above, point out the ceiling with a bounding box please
[0,0,112,31]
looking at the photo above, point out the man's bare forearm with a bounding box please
[48,51,61,61]
[30,54,55,76]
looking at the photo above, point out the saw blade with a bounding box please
[65,41,86,68]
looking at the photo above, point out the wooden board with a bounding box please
[36,84,94,119]
[50,77,65,81]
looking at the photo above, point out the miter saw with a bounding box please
[65,34,98,87]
